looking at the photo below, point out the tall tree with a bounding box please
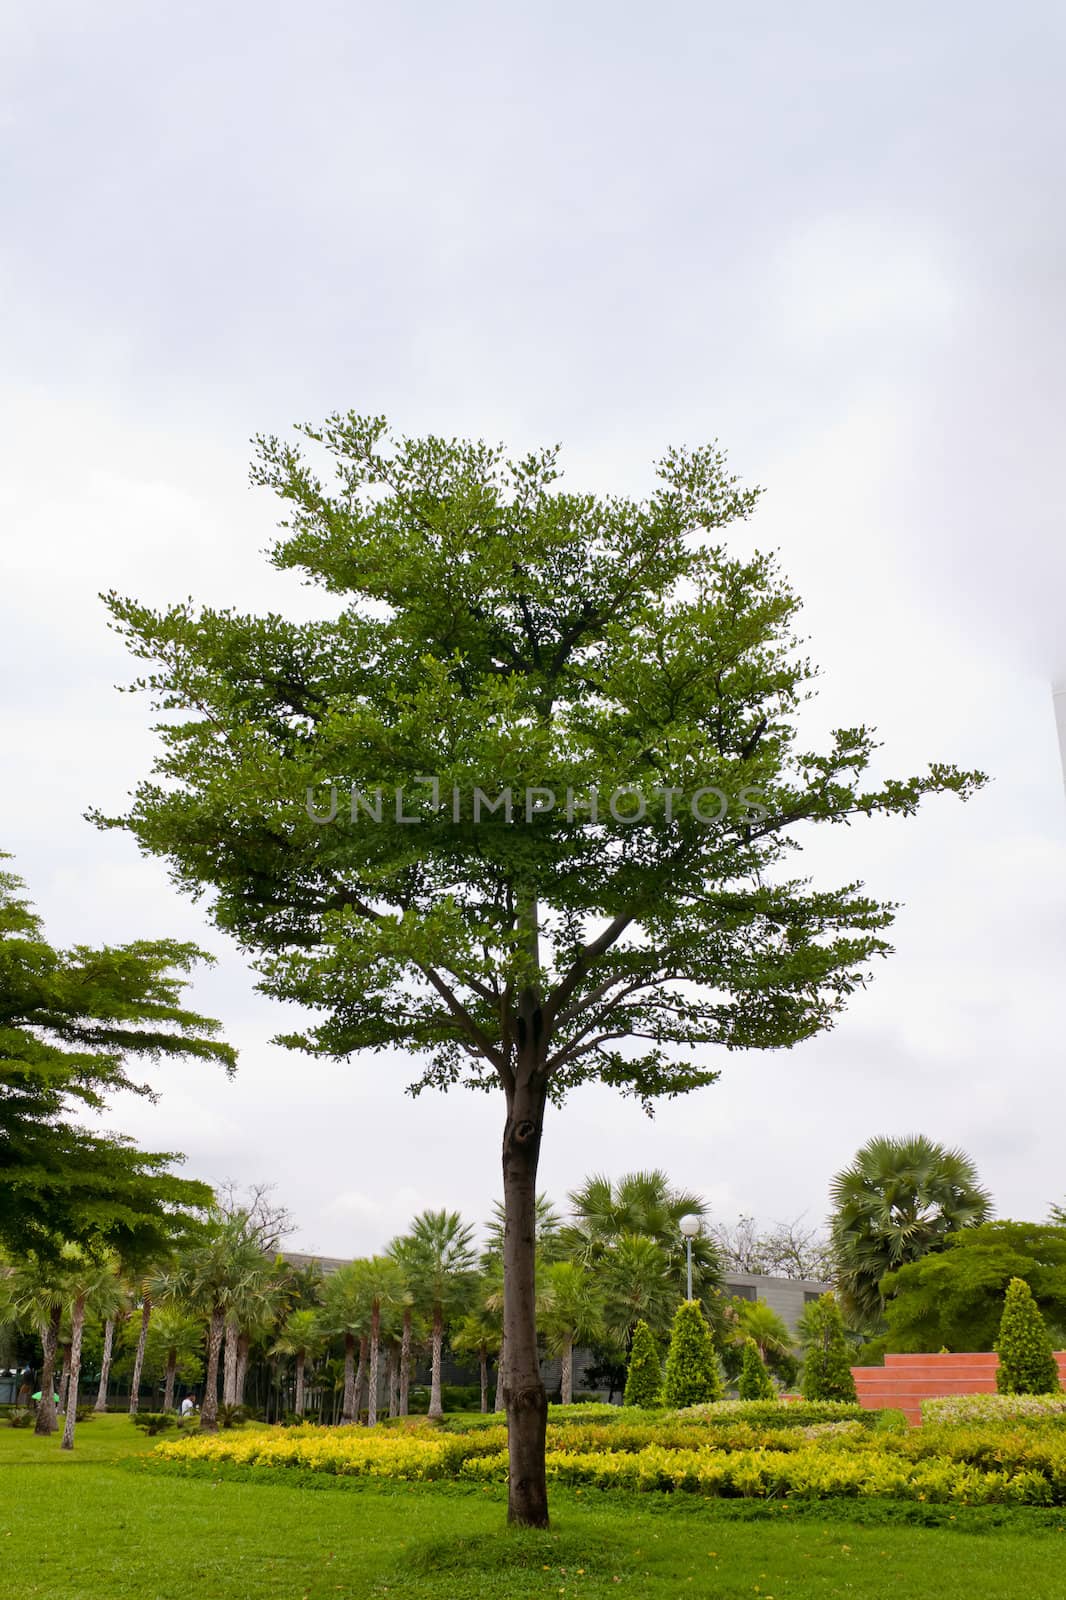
[99,419,983,1522]
[404,1210,477,1419]
[321,1260,372,1423]
[564,1170,722,1300]
[173,1210,273,1432]
[0,856,231,1255]
[270,1307,324,1417]
[830,1134,992,1324]
[538,1259,604,1404]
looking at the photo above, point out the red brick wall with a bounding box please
[850,1351,1066,1424]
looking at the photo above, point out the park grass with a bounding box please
[3,1417,1066,1598]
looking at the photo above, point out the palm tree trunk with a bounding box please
[494,1334,506,1413]
[429,1304,443,1419]
[367,1299,381,1426]
[399,1308,412,1415]
[341,1331,356,1423]
[480,1347,488,1413]
[387,1345,398,1418]
[353,1336,367,1423]
[560,1334,573,1406]
[61,1294,87,1450]
[222,1320,239,1406]
[58,1346,72,1414]
[163,1350,178,1413]
[128,1294,152,1416]
[235,1333,250,1405]
[294,1350,305,1415]
[501,1055,549,1525]
[200,1304,225,1432]
[94,1318,116,1412]
[35,1304,62,1435]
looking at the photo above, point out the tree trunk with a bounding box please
[222,1320,239,1406]
[58,1345,72,1414]
[61,1294,87,1450]
[480,1347,489,1413]
[163,1351,178,1413]
[560,1334,573,1406]
[200,1304,225,1432]
[95,1318,116,1412]
[387,1345,398,1418]
[128,1294,152,1416]
[502,1058,549,1526]
[341,1331,356,1423]
[494,1334,506,1413]
[294,1351,305,1415]
[428,1304,444,1419]
[367,1299,381,1426]
[235,1333,250,1406]
[399,1308,411,1416]
[353,1336,367,1423]
[35,1305,62,1435]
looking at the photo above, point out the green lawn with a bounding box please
[3,1416,1066,1599]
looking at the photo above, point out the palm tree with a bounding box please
[362,1256,408,1426]
[321,1260,372,1423]
[564,1170,722,1298]
[830,1135,992,1324]
[8,1248,81,1435]
[404,1210,477,1419]
[269,1307,324,1417]
[173,1211,270,1432]
[719,1297,796,1389]
[479,1194,562,1405]
[538,1260,604,1405]
[61,1250,126,1449]
[93,1276,131,1412]
[452,1299,503,1412]
[149,1307,205,1413]
[600,1232,678,1344]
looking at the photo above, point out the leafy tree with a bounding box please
[800,1292,858,1402]
[882,1221,1066,1353]
[403,1210,477,1419]
[662,1299,722,1408]
[830,1135,991,1325]
[99,418,982,1521]
[995,1277,1061,1395]
[538,1259,604,1404]
[622,1319,663,1407]
[738,1336,776,1399]
[0,857,230,1255]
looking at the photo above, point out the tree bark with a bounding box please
[341,1331,356,1423]
[61,1294,87,1450]
[222,1320,239,1406]
[367,1299,381,1426]
[34,1305,62,1435]
[128,1294,152,1416]
[294,1351,305,1416]
[163,1351,178,1413]
[428,1303,444,1419]
[399,1308,411,1416]
[494,1334,506,1413]
[199,1304,225,1432]
[560,1334,573,1406]
[353,1336,367,1423]
[480,1347,489,1413]
[387,1345,398,1417]
[235,1333,250,1406]
[58,1346,72,1415]
[94,1318,116,1412]
[502,1053,549,1526]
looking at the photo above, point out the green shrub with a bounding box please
[996,1277,1061,1396]
[801,1293,858,1403]
[130,1411,178,1436]
[6,1408,34,1429]
[623,1321,663,1407]
[737,1339,776,1401]
[924,1393,1066,1425]
[661,1300,723,1409]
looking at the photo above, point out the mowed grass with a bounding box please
[3,1417,1066,1599]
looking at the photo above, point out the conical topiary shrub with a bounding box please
[801,1292,857,1403]
[661,1300,723,1408]
[623,1319,663,1407]
[738,1336,776,1400]
[995,1277,1061,1395]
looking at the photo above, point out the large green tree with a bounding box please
[0,857,231,1255]
[99,418,982,1523]
[882,1221,1066,1353]
[830,1134,993,1325]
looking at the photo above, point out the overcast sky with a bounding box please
[3,2,1065,1258]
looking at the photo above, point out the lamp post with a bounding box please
[679,1214,701,1301]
